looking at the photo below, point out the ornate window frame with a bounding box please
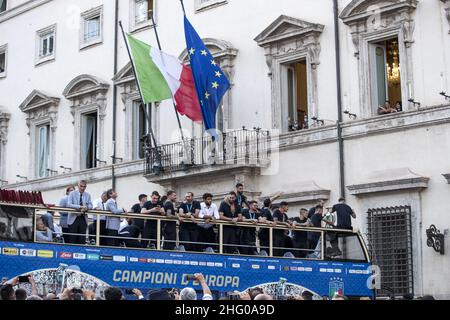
[440,0,450,34]
[340,0,418,118]
[0,106,10,184]
[113,63,160,161]
[63,74,109,170]
[129,0,156,34]
[0,44,7,79]
[18,90,59,179]
[255,15,324,132]
[79,5,104,50]
[195,0,228,13]
[179,38,237,135]
[35,24,56,66]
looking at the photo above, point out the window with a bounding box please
[0,45,6,78]
[80,6,103,49]
[195,0,227,12]
[286,60,308,131]
[133,102,152,159]
[36,25,56,65]
[131,0,154,32]
[0,0,7,13]
[370,37,403,115]
[82,112,98,169]
[367,206,414,297]
[36,124,50,178]
[324,232,367,262]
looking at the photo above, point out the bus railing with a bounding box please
[0,202,369,262]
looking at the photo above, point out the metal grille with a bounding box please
[367,206,414,297]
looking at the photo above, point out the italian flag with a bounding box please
[126,34,203,123]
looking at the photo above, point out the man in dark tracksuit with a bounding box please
[219,192,242,254]
[162,191,178,251]
[178,192,201,252]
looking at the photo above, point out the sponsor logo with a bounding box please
[199,262,207,266]
[156,259,164,264]
[298,267,305,272]
[290,267,298,271]
[207,262,215,267]
[87,254,100,261]
[147,259,156,263]
[73,253,86,260]
[268,265,276,270]
[138,258,147,263]
[2,248,19,256]
[327,269,334,273]
[113,256,126,263]
[183,261,190,265]
[251,265,260,270]
[174,260,182,265]
[320,268,327,273]
[190,261,199,266]
[304,267,313,272]
[130,257,139,263]
[283,266,290,271]
[231,263,240,268]
[20,249,36,257]
[100,255,113,261]
[214,263,223,267]
[334,269,342,274]
[37,250,54,258]
[165,260,174,265]
[59,252,73,259]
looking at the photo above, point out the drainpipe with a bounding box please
[112,0,119,190]
[333,0,345,198]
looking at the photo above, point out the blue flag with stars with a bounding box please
[183,16,230,132]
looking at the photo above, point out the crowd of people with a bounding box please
[36,180,359,258]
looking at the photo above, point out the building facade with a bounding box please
[1,0,450,298]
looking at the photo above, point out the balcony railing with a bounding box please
[144,128,271,176]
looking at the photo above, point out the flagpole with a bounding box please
[179,0,186,15]
[118,21,158,149]
[149,10,186,142]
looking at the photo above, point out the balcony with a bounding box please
[144,128,271,187]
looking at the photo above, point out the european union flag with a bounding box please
[183,16,230,133]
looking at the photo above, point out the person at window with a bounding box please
[130,194,148,240]
[292,208,313,258]
[66,180,93,244]
[219,192,242,254]
[272,202,291,257]
[235,183,248,209]
[58,185,75,243]
[378,101,398,114]
[162,191,178,251]
[178,192,201,252]
[240,200,261,255]
[258,198,275,254]
[394,101,402,112]
[198,193,220,252]
[89,191,108,245]
[36,216,53,242]
[105,189,128,247]
[141,191,165,249]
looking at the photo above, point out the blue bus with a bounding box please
[0,201,375,299]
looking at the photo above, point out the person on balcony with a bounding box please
[272,202,291,257]
[235,183,248,209]
[178,192,201,252]
[58,185,75,244]
[240,200,261,255]
[66,180,93,245]
[219,192,242,254]
[141,191,165,249]
[105,189,128,247]
[89,191,108,245]
[130,194,148,241]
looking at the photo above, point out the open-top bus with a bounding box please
[0,199,375,300]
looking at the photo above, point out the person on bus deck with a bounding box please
[235,183,248,209]
[66,180,93,245]
[292,208,313,258]
[36,216,53,242]
[198,193,220,252]
[89,191,108,245]
[240,200,261,255]
[178,192,201,252]
[141,191,165,249]
[130,194,148,239]
[272,202,291,257]
[332,198,356,230]
[105,189,128,247]
[258,198,275,254]
[118,217,142,248]
[163,191,178,251]
[308,205,324,250]
[308,199,325,219]
[58,185,75,243]
[219,192,242,254]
